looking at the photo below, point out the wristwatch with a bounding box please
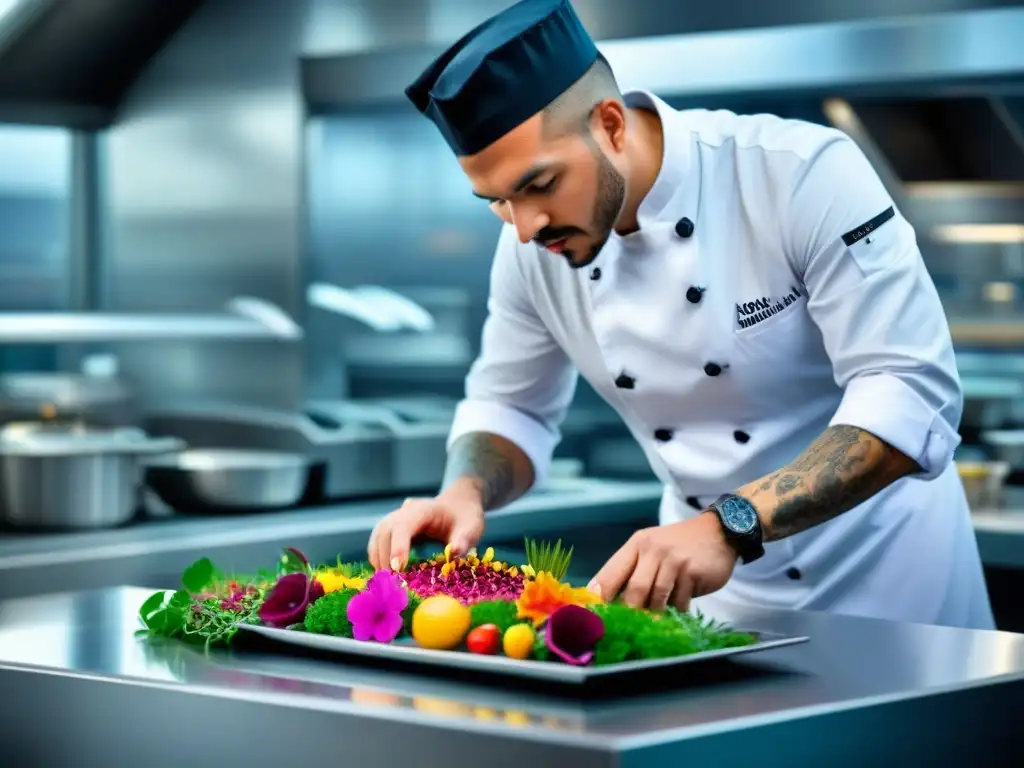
[707,493,765,564]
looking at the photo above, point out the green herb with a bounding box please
[401,591,422,636]
[524,537,573,581]
[304,588,360,637]
[137,556,272,650]
[533,626,550,662]
[583,603,756,665]
[469,599,520,634]
[329,555,374,580]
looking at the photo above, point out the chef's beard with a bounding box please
[562,148,626,270]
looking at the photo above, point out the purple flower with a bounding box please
[259,572,325,628]
[346,570,410,643]
[545,604,605,666]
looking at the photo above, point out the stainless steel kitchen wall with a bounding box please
[97,0,311,411]
[0,123,71,373]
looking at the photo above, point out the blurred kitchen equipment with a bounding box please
[307,282,433,333]
[0,370,137,427]
[143,448,313,514]
[0,295,302,344]
[981,429,1024,471]
[961,376,1024,433]
[305,399,449,493]
[143,401,442,502]
[0,423,185,530]
[957,460,1010,511]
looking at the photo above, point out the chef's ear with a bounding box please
[591,98,628,152]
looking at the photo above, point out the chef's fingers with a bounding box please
[375,524,393,573]
[389,506,428,571]
[589,540,639,602]
[384,501,428,571]
[622,552,660,609]
[648,559,678,612]
[367,522,384,570]
[447,512,484,557]
[671,570,695,613]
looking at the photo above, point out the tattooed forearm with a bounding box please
[738,425,920,542]
[441,431,535,511]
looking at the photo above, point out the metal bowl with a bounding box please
[143,448,313,514]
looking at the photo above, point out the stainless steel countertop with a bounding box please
[973,509,1024,568]
[1,585,1021,766]
[0,478,665,600]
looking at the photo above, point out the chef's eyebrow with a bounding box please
[472,164,553,202]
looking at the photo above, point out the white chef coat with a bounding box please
[447,89,995,631]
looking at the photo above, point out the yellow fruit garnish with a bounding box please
[411,595,471,650]
[503,623,535,660]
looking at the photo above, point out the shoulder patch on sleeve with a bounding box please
[841,206,895,247]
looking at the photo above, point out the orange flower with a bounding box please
[515,571,602,627]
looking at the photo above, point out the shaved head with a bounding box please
[542,53,622,142]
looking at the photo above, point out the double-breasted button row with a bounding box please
[588,217,693,284]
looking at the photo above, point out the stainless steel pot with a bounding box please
[0,372,137,427]
[0,424,185,530]
[143,449,313,514]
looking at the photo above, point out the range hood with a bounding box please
[0,0,204,128]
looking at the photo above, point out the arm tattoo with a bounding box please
[741,425,920,542]
[441,432,535,511]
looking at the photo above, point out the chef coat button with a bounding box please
[674,217,695,238]
[685,495,702,510]
[614,373,635,390]
[704,362,723,377]
[786,567,802,580]
[654,428,673,442]
[686,286,703,304]
[734,430,750,444]
[590,267,601,281]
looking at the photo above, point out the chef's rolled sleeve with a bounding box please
[785,135,962,479]
[447,225,578,489]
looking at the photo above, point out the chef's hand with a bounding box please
[367,479,486,572]
[588,512,738,611]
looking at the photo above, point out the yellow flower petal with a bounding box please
[482,547,495,564]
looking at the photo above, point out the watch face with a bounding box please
[719,496,758,534]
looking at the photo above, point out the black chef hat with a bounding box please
[405,0,599,157]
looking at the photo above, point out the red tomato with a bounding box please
[466,624,501,655]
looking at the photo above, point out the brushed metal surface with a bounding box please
[304,7,1024,107]
[100,0,311,413]
[0,585,1021,766]
[0,478,664,600]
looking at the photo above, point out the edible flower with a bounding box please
[515,571,603,627]
[346,569,409,642]
[258,572,325,628]
[316,570,367,594]
[545,604,605,666]
[405,545,525,605]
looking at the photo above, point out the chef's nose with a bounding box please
[509,203,549,244]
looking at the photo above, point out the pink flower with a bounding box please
[346,570,409,643]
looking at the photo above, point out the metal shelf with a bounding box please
[0,297,303,344]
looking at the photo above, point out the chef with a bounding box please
[368,0,995,631]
